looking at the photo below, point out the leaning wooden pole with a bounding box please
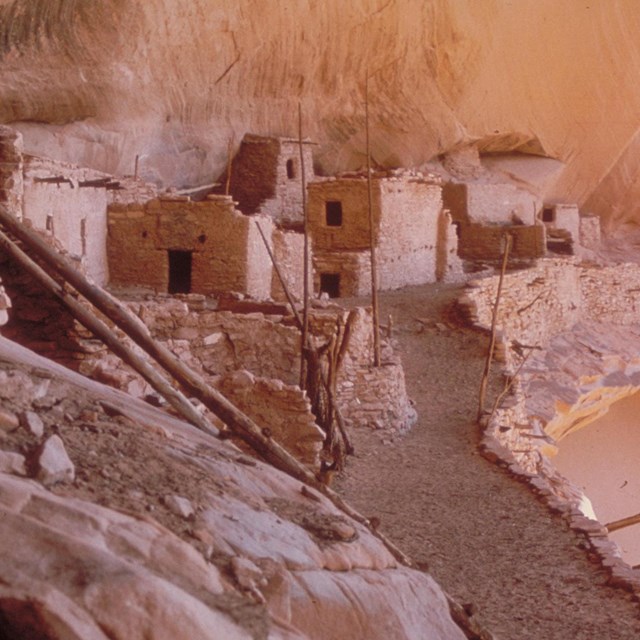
[299,101,311,388]
[255,220,302,325]
[605,512,640,533]
[477,233,512,422]
[225,136,234,196]
[0,228,219,439]
[365,74,381,367]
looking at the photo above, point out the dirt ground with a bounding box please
[336,282,640,640]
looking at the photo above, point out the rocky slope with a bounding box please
[2,1,640,230]
[0,336,465,639]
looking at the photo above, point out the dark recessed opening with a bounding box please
[286,158,296,180]
[198,234,206,244]
[168,250,192,294]
[142,230,148,239]
[325,201,343,227]
[542,207,555,223]
[320,273,341,298]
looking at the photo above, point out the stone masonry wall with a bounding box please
[271,228,308,303]
[254,139,315,226]
[313,250,371,298]
[0,126,23,219]
[108,195,274,298]
[308,178,380,251]
[444,182,539,226]
[217,370,325,467]
[23,155,109,285]
[376,179,440,289]
[458,223,546,262]
[227,135,279,215]
[461,258,640,356]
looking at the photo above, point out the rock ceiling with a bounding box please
[2,0,640,231]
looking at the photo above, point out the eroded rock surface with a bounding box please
[2,1,640,230]
[0,336,465,639]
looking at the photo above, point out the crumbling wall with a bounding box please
[444,182,539,226]
[227,135,280,215]
[579,215,601,250]
[0,126,23,218]
[271,228,307,303]
[458,224,546,262]
[461,258,640,355]
[23,155,109,285]
[108,195,273,298]
[436,209,465,282]
[217,369,325,467]
[377,179,440,288]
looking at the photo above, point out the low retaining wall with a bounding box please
[461,258,640,591]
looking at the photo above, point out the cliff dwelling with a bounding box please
[3,2,640,640]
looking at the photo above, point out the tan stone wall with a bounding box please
[217,370,324,467]
[227,135,279,215]
[271,228,307,303]
[466,183,540,225]
[256,139,315,225]
[0,126,23,219]
[464,259,640,347]
[579,215,601,250]
[308,178,380,251]
[313,250,371,298]
[377,180,440,288]
[458,223,545,261]
[108,195,273,298]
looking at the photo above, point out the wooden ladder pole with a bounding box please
[0,228,219,439]
[299,101,311,389]
[365,73,381,367]
[477,233,512,422]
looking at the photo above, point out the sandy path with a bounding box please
[337,283,640,639]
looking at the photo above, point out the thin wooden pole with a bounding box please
[299,101,311,388]
[477,233,512,422]
[0,228,219,439]
[134,154,139,181]
[225,136,234,196]
[365,74,381,367]
[605,512,640,533]
[255,220,301,324]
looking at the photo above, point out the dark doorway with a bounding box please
[168,250,192,294]
[325,201,343,227]
[320,273,341,298]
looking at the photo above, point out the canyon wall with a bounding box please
[1,1,640,230]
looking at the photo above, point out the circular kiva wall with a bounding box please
[554,391,640,567]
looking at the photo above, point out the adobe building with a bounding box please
[107,194,281,299]
[307,172,462,297]
[224,133,315,226]
[442,181,546,262]
[0,126,112,285]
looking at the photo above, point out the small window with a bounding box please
[320,273,341,298]
[325,201,343,227]
[542,207,555,223]
[286,158,296,179]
